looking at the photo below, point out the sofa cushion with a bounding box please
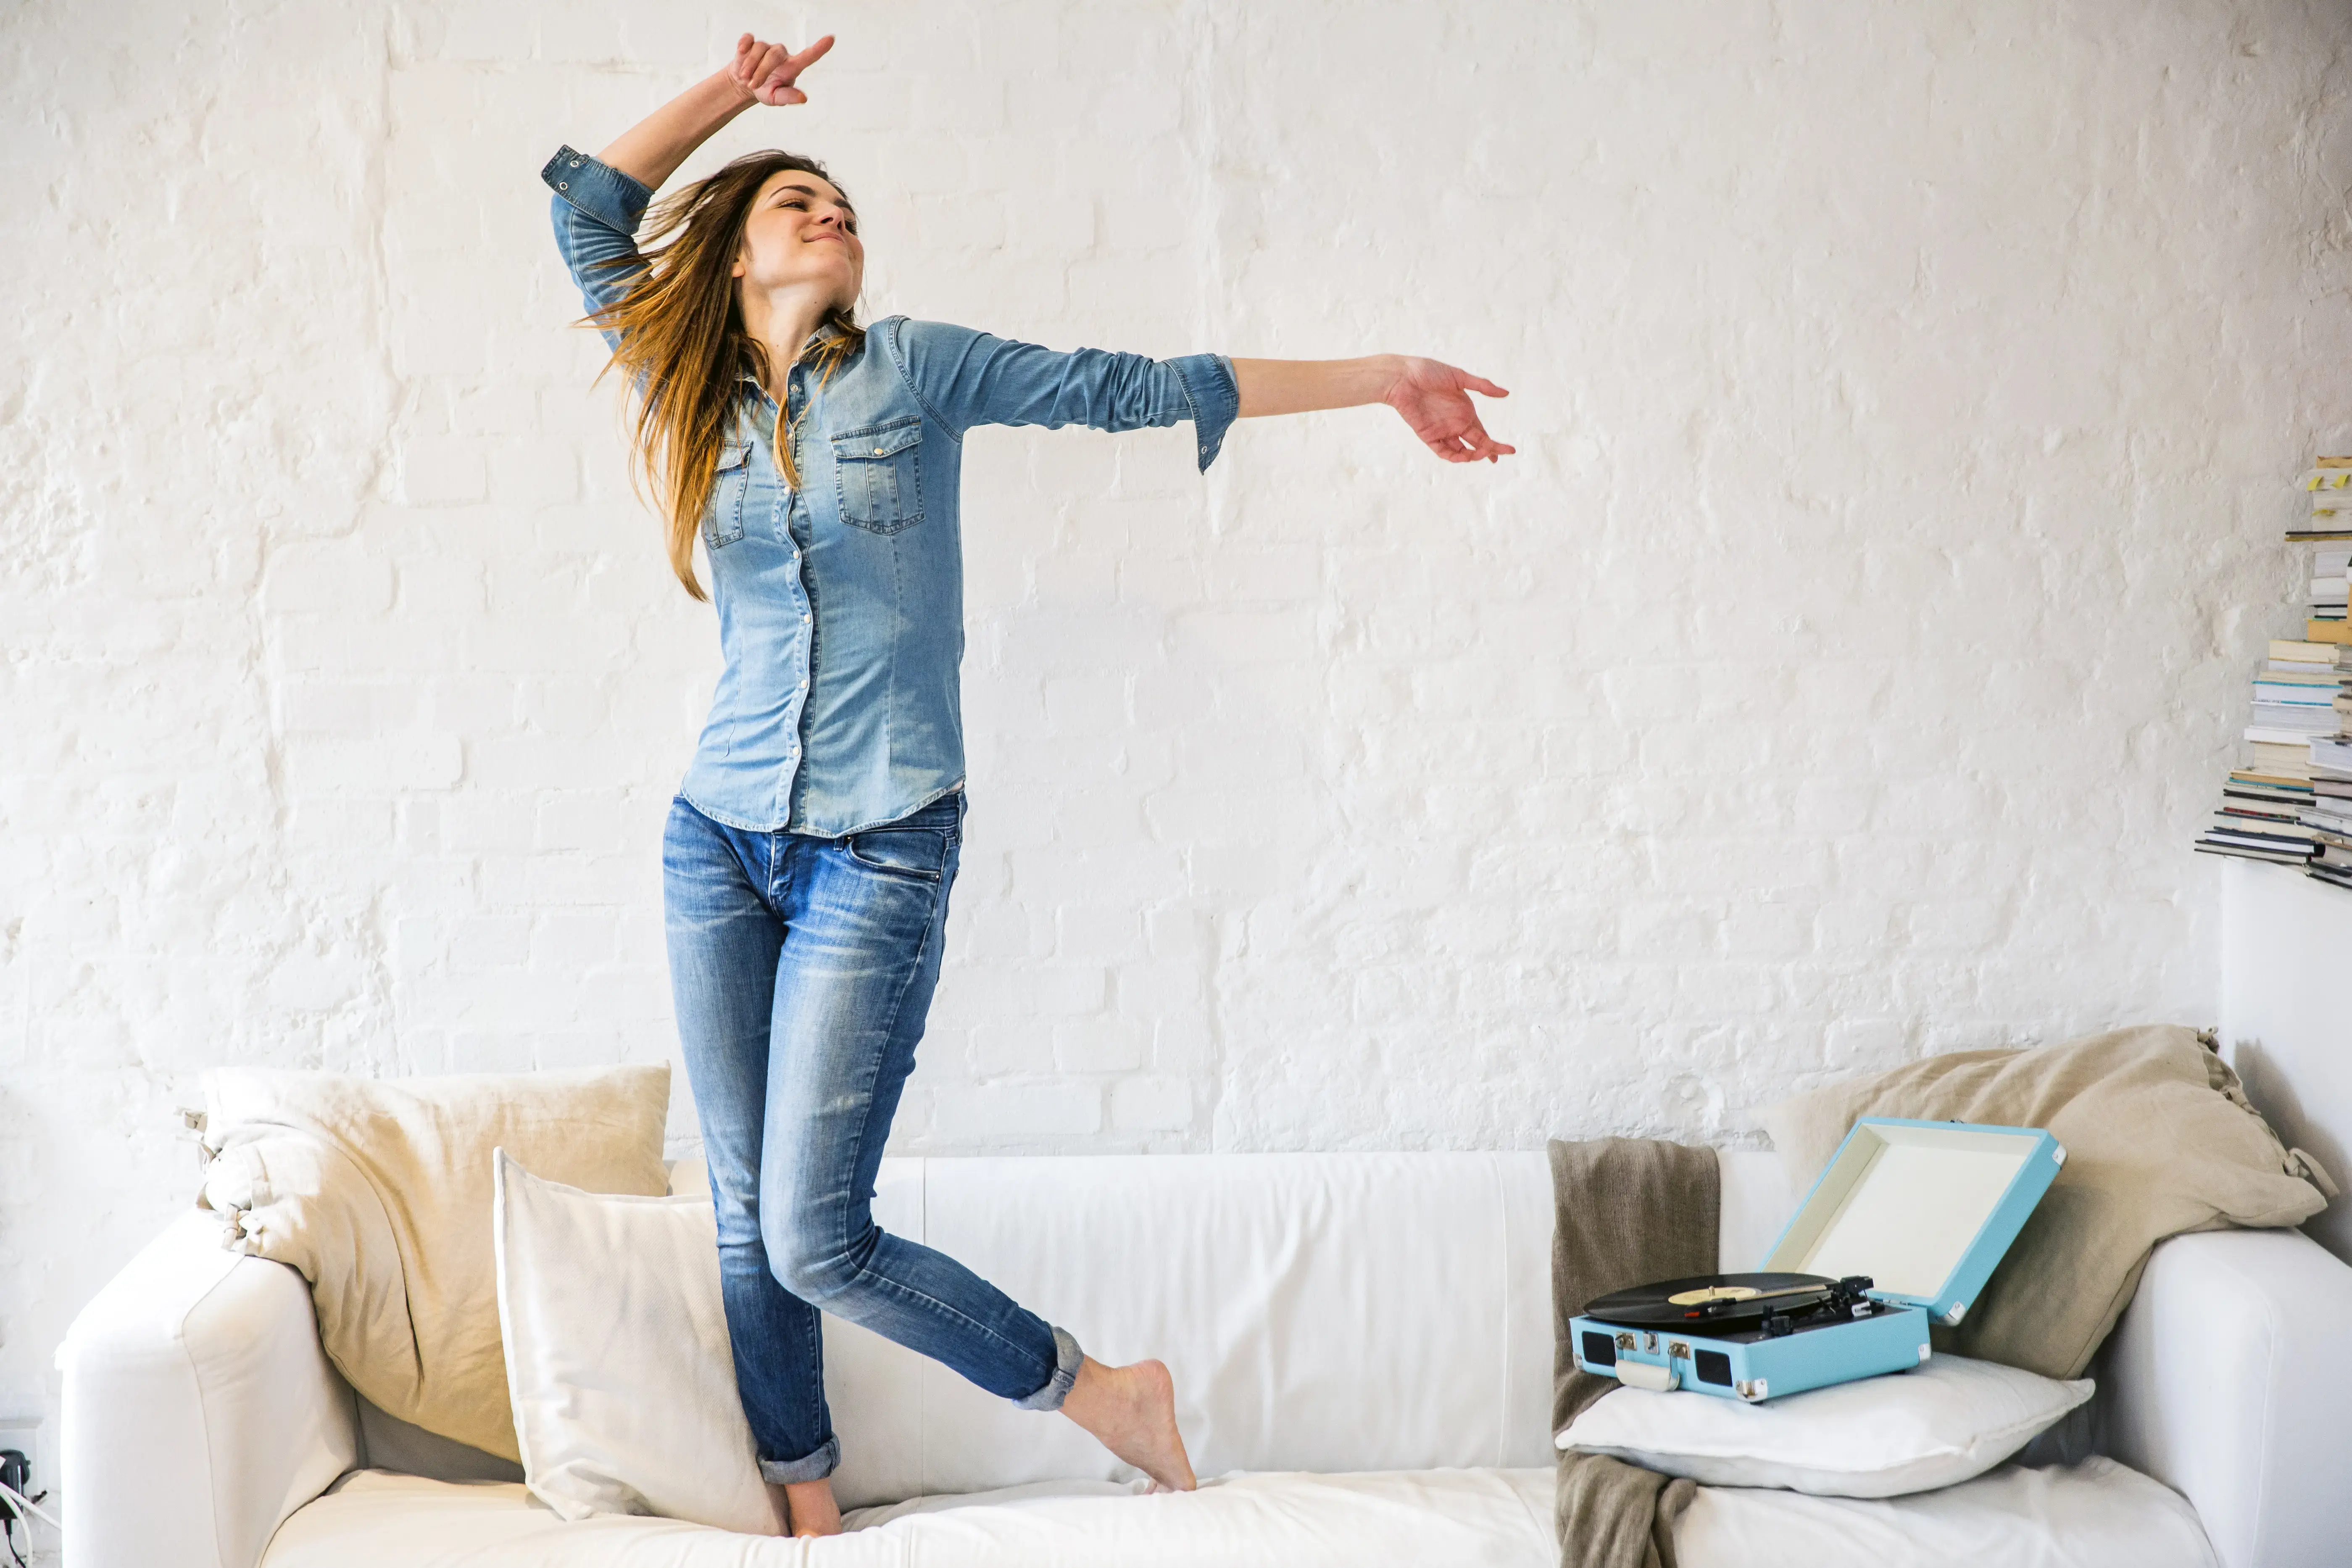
[1757,1025,2331,1378]
[1676,1455,2215,1568]
[261,1467,1556,1568]
[492,1149,780,1534]
[809,1152,1558,1507]
[1557,1354,2094,1498]
[256,1459,2213,1568]
[196,1063,672,1462]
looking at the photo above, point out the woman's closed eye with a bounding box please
[777,195,856,233]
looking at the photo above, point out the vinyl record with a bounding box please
[1581,1272,1837,1328]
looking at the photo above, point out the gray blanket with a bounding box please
[1550,1137,1720,1568]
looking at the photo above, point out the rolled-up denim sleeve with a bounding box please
[540,144,654,357]
[884,319,1241,473]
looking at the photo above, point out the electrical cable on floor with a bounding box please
[0,1476,55,1533]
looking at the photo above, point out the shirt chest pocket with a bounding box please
[831,419,924,535]
[705,441,751,549]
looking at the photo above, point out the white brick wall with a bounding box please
[5,0,2350,1501]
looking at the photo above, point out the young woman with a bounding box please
[542,30,1514,1538]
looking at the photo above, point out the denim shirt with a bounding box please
[541,145,1241,835]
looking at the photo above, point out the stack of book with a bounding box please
[2197,638,2352,863]
[2295,461,2352,542]
[2249,639,2346,747]
[2307,546,2349,626]
[2194,457,2352,887]
[2310,733,2352,890]
[2198,637,2330,864]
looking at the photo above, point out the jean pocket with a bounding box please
[832,419,924,535]
[845,824,948,882]
[705,441,751,549]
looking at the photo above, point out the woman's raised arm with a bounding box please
[545,34,834,361]
[595,33,834,190]
[1231,356,1516,464]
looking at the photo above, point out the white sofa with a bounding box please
[56,1150,2352,1568]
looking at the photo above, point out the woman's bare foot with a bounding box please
[774,1477,842,1537]
[1059,1355,1196,1492]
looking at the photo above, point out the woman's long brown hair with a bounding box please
[572,150,864,601]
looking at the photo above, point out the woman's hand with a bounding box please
[1230,354,1516,464]
[729,31,835,107]
[1382,357,1514,464]
[591,32,834,192]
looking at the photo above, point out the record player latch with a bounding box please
[1613,1361,1680,1393]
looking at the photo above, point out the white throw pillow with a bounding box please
[491,1148,782,1534]
[1555,1355,2094,1498]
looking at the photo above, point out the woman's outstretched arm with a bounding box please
[1231,356,1516,464]
[597,33,835,189]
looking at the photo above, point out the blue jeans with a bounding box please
[661,789,1082,1484]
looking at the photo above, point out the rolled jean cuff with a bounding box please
[759,1435,840,1485]
[1014,1325,1084,1411]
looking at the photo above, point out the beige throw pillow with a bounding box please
[1757,1025,2331,1379]
[195,1063,672,1462]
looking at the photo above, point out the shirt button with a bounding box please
[556,180,568,190]
[873,447,884,456]
[571,158,583,167]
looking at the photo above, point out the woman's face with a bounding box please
[732,169,863,315]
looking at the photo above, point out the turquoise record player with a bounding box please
[1569,1118,2066,1402]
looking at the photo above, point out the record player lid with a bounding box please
[1757,1117,2065,1325]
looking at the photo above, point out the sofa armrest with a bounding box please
[59,1209,359,1568]
[2102,1227,2352,1568]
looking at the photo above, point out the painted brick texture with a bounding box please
[4,0,2350,1486]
